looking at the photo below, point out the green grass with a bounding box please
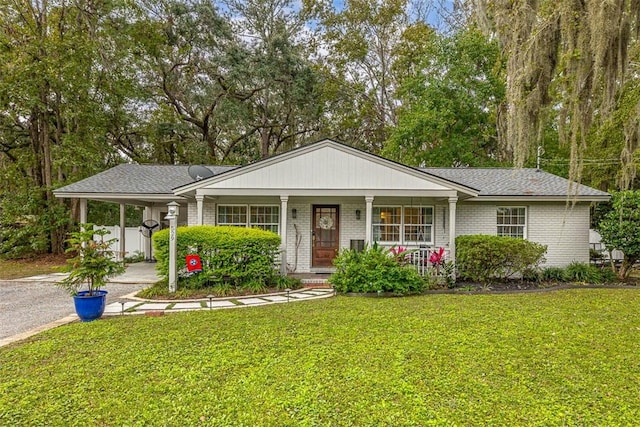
[2,290,640,425]
[0,255,67,279]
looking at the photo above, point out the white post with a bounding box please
[365,196,374,246]
[143,206,152,261]
[196,193,204,225]
[448,196,458,268]
[166,201,180,293]
[119,203,126,260]
[280,196,288,275]
[79,198,87,226]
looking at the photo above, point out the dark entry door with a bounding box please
[312,205,340,268]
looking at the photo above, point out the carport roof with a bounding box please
[53,164,237,204]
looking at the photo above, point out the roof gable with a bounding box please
[175,139,476,195]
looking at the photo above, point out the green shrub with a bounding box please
[541,266,566,282]
[456,235,547,284]
[124,251,145,263]
[599,267,617,283]
[329,244,427,295]
[153,225,281,291]
[563,262,611,284]
[522,268,542,282]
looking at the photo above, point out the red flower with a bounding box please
[429,247,445,265]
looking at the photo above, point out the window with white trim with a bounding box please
[250,206,280,233]
[373,207,401,242]
[373,206,433,244]
[217,205,279,233]
[217,205,247,227]
[404,207,433,244]
[497,207,526,238]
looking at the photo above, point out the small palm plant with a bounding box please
[57,225,126,296]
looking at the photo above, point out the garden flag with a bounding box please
[186,254,202,273]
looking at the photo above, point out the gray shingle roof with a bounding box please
[421,167,609,197]
[54,163,608,199]
[55,164,237,195]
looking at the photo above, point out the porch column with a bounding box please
[280,196,289,275]
[79,198,87,229]
[196,193,204,225]
[119,203,126,260]
[448,196,458,266]
[365,195,374,246]
[143,207,152,261]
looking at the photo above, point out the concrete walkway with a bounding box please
[0,262,333,348]
[103,288,335,316]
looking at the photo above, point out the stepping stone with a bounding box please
[171,302,204,310]
[289,293,315,299]
[262,295,289,302]
[104,302,139,313]
[137,303,170,310]
[237,298,268,305]
[305,290,332,295]
[208,300,237,308]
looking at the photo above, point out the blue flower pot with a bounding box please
[73,290,108,322]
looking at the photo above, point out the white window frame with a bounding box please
[249,205,280,233]
[373,206,402,243]
[372,205,434,245]
[217,204,248,227]
[217,204,280,233]
[403,206,434,245]
[496,206,527,239]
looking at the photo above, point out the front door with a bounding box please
[312,205,340,268]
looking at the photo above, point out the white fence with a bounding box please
[93,225,148,259]
[379,245,451,276]
[589,229,623,263]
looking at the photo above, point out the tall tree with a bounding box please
[0,0,141,255]
[470,0,640,187]
[134,0,250,163]
[305,0,413,152]
[384,25,505,167]
[223,0,324,159]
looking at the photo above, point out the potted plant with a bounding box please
[57,225,126,322]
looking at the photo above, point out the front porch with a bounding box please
[188,195,460,275]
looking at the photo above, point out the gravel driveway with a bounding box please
[0,281,147,341]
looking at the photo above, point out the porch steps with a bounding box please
[291,273,332,288]
[301,281,332,289]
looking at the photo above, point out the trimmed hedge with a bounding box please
[329,245,427,295]
[153,225,281,290]
[456,234,547,283]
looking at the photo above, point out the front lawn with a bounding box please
[2,290,640,425]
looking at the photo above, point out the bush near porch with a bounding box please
[330,244,427,294]
[153,226,282,292]
[456,235,547,283]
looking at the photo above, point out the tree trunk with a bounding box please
[260,126,270,159]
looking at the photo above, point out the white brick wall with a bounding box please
[287,202,311,272]
[187,202,197,225]
[527,202,590,266]
[203,202,216,225]
[184,197,590,271]
[455,201,590,267]
[433,203,449,247]
[456,203,496,236]
[340,202,367,249]
[186,201,216,225]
